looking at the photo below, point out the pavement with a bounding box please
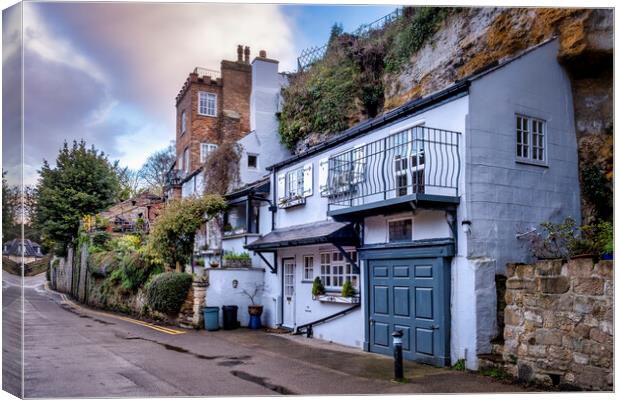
[2,271,526,397]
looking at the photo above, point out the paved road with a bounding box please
[3,272,524,397]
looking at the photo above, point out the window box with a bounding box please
[315,294,360,304]
[278,195,306,209]
[223,259,252,269]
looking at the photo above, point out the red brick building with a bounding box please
[167,45,253,199]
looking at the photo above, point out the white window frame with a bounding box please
[303,255,314,281]
[184,147,190,173]
[247,153,259,170]
[200,143,218,163]
[285,167,304,198]
[198,92,217,117]
[387,217,413,243]
[516,114,547,166]
[181,110,187,134]
[392,126,425,197]
[319,250,358,290]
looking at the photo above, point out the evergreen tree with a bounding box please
[34,140,121,255]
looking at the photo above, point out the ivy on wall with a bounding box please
[278,7,454,150]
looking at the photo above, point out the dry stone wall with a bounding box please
[503,258,613,390]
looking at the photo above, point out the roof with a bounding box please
[3,239,43,257]
[226,177,270,200]
[245,220,358,251]
[267,38,558,172]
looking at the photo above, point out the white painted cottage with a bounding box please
[207,38,580,370]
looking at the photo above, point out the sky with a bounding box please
[2,1,397,186]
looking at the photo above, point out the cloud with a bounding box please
[19,2,295,185]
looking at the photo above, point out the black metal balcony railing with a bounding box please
[325,126,461,211]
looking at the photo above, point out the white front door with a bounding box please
[283,259,296,328]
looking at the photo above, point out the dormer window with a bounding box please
[198,92,217,117]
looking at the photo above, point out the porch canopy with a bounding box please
[246,220,358,251]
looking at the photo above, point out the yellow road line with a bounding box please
[59,293,186,335]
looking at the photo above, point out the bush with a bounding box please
[145,272,193,315]
[91,231,111,248]
[520,217,613,259]
[223,251,251,261]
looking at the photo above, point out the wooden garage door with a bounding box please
[368,257,448,366]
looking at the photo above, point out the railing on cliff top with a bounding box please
[296,8,402,72]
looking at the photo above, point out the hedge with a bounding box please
[145,272,193,315]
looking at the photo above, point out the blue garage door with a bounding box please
[368,256,450,366]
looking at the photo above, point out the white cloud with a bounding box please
[19,2,295,185]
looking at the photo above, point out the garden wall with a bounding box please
[49,244,205,328]
[502,258,613,390]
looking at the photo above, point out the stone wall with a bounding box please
[503,258,613,390]
[178,280,207,329]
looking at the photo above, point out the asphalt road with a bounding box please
[2,272,524,398]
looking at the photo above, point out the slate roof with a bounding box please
[3,239,43,257]
[246,220,358,251]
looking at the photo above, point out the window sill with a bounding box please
[222,232,260,239]
[314,294,360,304]
[516,159,548,168]
[197,113,217,118]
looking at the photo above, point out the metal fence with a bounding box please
[297,8,402,71]
[325,126,461,210]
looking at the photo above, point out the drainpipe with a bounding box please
[271,169,277,231]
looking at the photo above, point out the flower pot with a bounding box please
[248,305,263,330]
[248,305,263,316]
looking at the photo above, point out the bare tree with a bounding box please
[138,142,176,196]
[117,167,144,199]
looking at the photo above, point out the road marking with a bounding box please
[58,293,186,335]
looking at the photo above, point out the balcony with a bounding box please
[325,126,461,220]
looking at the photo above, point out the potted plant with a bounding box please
[311,277,326,299]
[341,279,356,298]
[209,260,220,268]
[240,283,266,329]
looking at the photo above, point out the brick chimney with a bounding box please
[244,46,250,64]
[259,50,267,58]
[237,45,243,62]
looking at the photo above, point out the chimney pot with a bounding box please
[244,46,250,63]
[237,45,243,62]
[259,50,267,58]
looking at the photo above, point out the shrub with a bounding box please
[312,277,326,297]
[341,279,356,297]
[91,231,111,248]
[146,195,227,268]
[145,272,193,315]
[223,251,251,262]
[384,7,452,72]
[520,217,613,259]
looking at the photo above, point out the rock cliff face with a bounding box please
[382,7,612,222]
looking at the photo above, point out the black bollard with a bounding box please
[392,330,404,381]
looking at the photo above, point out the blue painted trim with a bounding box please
[328,194,460,221]
[359,239,455,259]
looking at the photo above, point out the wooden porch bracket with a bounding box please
[255,251,277,274]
